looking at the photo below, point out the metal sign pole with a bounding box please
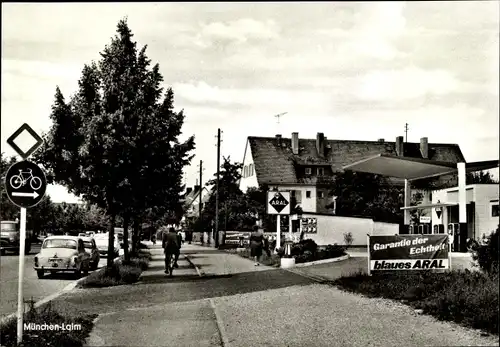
[367,234,371,276]
[17,207,27,344]
[276,215,281,253]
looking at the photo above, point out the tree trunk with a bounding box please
[131,218,139,255]
[123,213,130,262]
[107,210,116,268]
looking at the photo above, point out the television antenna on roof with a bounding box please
[273,112,288,136]
[274,112,288,124]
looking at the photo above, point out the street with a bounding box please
[40,244,497,347]
[0,243,107,320]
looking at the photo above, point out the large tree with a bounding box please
[0,153,19,220]
[202,157,256,232]
[34,19,195,266]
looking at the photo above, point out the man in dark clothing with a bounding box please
[162,227,180,272]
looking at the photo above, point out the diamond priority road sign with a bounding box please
[267,191,290,215]
[6,123,44,160]
[5,160,47,208]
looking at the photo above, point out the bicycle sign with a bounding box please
[5,160,47,208]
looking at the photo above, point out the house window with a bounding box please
[305,168,312,175]
[492,204,499,217]
[249,164,254,176]
[318,191,324,198]
[317,167,324,176]
[243,166,248,178]
[294,190,302,203]
[306,191,311,198]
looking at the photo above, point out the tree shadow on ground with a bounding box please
[147,264,193,272]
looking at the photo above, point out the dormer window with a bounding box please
[305,168,312,175]
[317,167,324,176]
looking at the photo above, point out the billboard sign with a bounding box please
[369,234,449,271]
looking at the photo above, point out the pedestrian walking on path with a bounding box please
[249,226,264,266]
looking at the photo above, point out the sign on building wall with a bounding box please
[301,217,317,233]
[369,235,449,271]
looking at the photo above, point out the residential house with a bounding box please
[181,184,211,226]
[239,132,466,215]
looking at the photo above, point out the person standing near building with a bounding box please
[249,225,264,266]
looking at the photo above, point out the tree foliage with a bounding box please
[327,171,405,223]
[472,225,499,275]
[1,153,19,220]
[33,18,195,265]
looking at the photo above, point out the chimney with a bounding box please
[291,132,299,155]
[395,136,404,156]
[420,137,428,159]
[276,134,282,146]
[186,187,193,195]
[316,132,325,157]
[378,138,385,143]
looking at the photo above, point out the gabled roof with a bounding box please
[183,187,211,209]
[247,136,466,186]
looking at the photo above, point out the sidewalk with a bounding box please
[182,243,275,276]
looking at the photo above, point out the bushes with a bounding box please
[334,269,499,335]
[292,239,347,264]
[78,250,151,288]
[0,300,96,347]
[472,225,499,274]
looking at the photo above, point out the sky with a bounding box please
[1,2,499,203]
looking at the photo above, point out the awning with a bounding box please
[400,202,457,211]
[343,154,499,181]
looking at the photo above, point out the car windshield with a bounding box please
[83,241,93,249]
[43,239,77,250]
[1,223,18,232]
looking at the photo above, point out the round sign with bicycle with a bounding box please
[5,160,47,208]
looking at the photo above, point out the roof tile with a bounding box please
[248,136,466,185]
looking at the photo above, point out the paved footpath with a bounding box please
[41,243,498,347]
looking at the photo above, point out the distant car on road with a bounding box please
[80,236,101,270]
[94,233,120,257]
[34,236,91,279]
[78,232,87,237]
[1,220,32,255]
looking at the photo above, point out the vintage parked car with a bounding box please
[94,233,120,257]
[34,236,91,279]
[80,236,100,270]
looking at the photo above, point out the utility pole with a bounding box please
[404,123,409,143]
[199,160,203,241]
[215,128,221,247]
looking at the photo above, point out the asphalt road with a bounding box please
[46,245,497,347]
[0,243,107,320]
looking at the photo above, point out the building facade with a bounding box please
[239,132,466,215]
[429,184,499,240]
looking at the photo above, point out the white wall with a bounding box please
[276,186,317,213]
[431,184,499,239]
[239,139,259,193]
[431,189,450,228]
[473,184,499,238]
[300,213,399,246]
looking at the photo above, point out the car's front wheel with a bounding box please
[82,263,89,276]
[37,270,44,279]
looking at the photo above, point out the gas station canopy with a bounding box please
[342,154,499,181]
